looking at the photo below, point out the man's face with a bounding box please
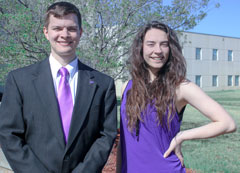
[43,13,82,61]
[143,28,170,76]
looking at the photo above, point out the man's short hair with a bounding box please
[44,1,82,29]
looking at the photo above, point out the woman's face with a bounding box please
[143,28,170,77]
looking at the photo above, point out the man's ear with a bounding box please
[43,27,49,40]
[79,28,83,37]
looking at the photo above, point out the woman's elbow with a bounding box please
[225,119,237,133]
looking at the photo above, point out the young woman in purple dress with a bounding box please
[117,21,236,173]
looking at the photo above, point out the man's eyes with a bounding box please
[52,27,77,32]
[68,28,77,31]
[53,27,61,31]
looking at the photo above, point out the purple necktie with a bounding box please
[57,67,73,143]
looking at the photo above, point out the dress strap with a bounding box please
[121,80,132,100]
[177,106,186,122]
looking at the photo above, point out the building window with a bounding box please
[228,75,233,86]
[212,49,218,61]
[235,75,239,86]
[212,75,218,87]
[182,48,184,56]
[195,75,201,87]
[228,50,233,61]
[196,48,201,60]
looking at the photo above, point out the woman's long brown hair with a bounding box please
[126,21,186,131]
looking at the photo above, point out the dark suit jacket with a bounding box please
[0,58,117,173]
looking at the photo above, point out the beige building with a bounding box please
[180,32,240,91]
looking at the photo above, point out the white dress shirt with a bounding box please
[49,54,79,105]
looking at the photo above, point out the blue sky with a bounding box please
[188,0,240,38]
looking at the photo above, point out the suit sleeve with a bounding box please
[0,72,49,173]
[72,78,117,173]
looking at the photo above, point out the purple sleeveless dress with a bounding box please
[120,80,186,173]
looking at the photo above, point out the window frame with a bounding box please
[212,75,218,87]
[228,75,233,86]
[196,48,202,60]
[195,75,202,87]
[212,49,218,61]
[228,50,233,61]
[235,75,239,86]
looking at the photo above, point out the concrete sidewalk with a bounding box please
[0,148,13,173]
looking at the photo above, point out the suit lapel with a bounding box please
[32,58,65,148]
[66,61,97,149]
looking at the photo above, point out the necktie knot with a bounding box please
[59,67,69,77]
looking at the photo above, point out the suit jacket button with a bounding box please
[64,155,70,161]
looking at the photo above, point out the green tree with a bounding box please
[0,0,218,83]
[0,0,51,83]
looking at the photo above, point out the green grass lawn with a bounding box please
[181,90,240,173]
[117,89,240,172]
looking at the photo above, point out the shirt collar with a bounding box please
[49,54,78,79]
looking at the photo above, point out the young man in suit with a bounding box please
[0,2,117,173]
